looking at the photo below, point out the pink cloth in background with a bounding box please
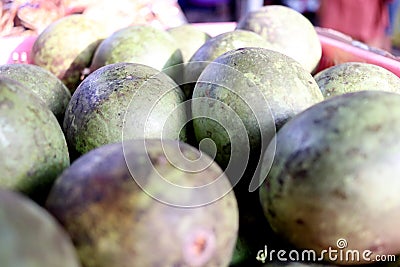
[318,0,390,45]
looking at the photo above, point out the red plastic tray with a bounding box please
[315,27,400,76]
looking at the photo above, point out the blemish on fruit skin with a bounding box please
[0,99,14,109]
[331,189,347,200]
[345,147,363,158]
[366,124,382,132]
[183,228,216,267]
[292,169,308,179]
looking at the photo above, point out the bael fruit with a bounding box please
[192,47,323,172]
[184,29,271,98]
[46,139,239,267]
[236,5,321,73]
[90,24,183,74]
[0,77,69,204]
[167,24,211,63]
[0,63,71,121]
[63,62,187,155]
[313,62,400,98]
[259,91,400,265]
[0,188,81,267]
[31,14,105,92]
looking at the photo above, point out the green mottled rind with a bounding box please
[0,189,80,267]
[236,5,321,73]
[90,25,183,72]
[0,78,69,203]
[314,62,400,98]
[167,24,211,63]
[192,47,323,168]
[63,62,187,155]
[260,91,400,264]
[184,29,272,97]
[31,14,105,92]
[46,139,239,267]
[0,64,71,120]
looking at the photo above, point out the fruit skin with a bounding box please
[0,77,69,204]
[259,91,400,264]
[46,139,239,267]
[0,188,81,267]
[313,62,400,98]
[31,14,105,92]
[236,5,322,73]
[0,63,71,121]
[63,62,187,155]
[184,29,271,98]
[192,47,323,169]
[167,24,211,63]
[90,25,183,73]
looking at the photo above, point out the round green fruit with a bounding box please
[314,62,400,98]
[167,24,211,63]
[46,139,239,267]
[184,29,271,98]
[90,25,183,73]
[0,188,80,267]
[0,63,71,120]
[260,91,400,264]
[0,77,69,203]
[31,14,105,92]
[63,62,187,155]
[236,5,322,73]
[192,47,323,176]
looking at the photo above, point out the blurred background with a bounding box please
[178,0,319,24]
[179,0,400,54]
[1,0,400,54]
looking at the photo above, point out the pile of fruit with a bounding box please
[1,4,400,267]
